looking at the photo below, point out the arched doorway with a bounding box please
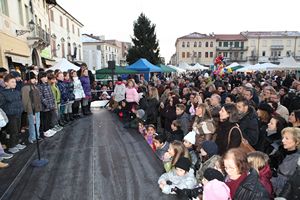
[32,48,40,66]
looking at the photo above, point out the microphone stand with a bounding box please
[28,71,48,167]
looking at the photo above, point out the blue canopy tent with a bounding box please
[126,58,162,80]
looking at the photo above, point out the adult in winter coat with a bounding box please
[247,151,274,199]
[0,74,24,153]
[264,115,287,155]
[145,87,159,127]
[255,102,273,151]
[161,95,179,133]
[236,98,259,146]
[215,103,242,155]
[37,72,56,137]
[278,157,300,200]
[223,148,269,200]
[113,77,125,103]
[79,69,92,115]
[192,103,216,150]
[22,72,42,143]
[270,127,300,195]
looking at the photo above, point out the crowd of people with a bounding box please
[0,64,94,168]
[105,70,300,200]
[1,64,300,199]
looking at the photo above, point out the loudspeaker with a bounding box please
[108,61,116,69]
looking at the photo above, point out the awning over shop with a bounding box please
[5,53,31,65]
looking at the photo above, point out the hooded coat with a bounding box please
[158,169,197,194]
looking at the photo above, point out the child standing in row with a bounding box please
[0,74,24,153]
[22,72,42,143]
[37,72,57,137]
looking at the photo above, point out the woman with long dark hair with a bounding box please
[215,103,241,155]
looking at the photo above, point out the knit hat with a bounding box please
[201,140,218,157]
[10,71,21,78]
[175,157,191,172]
[136,109,145,119]
[203,179,231,200]
[26,72,36,81]
[257,102,274,114]
[184,131,196,145]
[203,168,224,182]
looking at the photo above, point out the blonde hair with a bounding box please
[149,87,159,101]
[247,151,269,172]
[281,127,300,149]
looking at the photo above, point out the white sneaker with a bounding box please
[16,144,26,150]
[8,147,19,154]
[45,129,56,137]
[44,130,51,138]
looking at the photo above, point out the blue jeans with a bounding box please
[28,112,40,142]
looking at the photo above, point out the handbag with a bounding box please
[227,124,255,153]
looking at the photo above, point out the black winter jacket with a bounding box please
[0,88,23,116]
[238,106,259,146]
[234,168,270,200]
[145,97,159,125]
[167,129,184,143]
[215,121,241,155]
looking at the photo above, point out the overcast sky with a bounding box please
[57,0,299,62]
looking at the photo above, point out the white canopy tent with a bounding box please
[46,58,80,71]
[178,62,191,69]
[168,65,186,74]
[269,57,300,70]
[193,63,209,70]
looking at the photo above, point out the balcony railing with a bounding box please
[227,57,247,62]
[294,56,300,61]
[27,25,50,47]
[269,56,282,61]
[248,56,258,61]
[216,46,248,51]
[270,45,284,50]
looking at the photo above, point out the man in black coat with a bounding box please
[236,98,259,146]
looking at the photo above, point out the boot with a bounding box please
[0,161,9,169]
[82,106,86,115]
[69,113,74,121]
[64,114,70,123]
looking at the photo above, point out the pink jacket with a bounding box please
[125,87,139,103]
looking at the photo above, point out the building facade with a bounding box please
[174,31,300,66]
[82,34,131,70]
[46,3,83,66]
[175,32,216,66]
[241,31,300,64]
[215,34,248,64]
[0,0,83,71]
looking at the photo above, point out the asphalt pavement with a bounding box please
[0,109,180,200]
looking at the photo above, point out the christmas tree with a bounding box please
[126,13,161,65]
